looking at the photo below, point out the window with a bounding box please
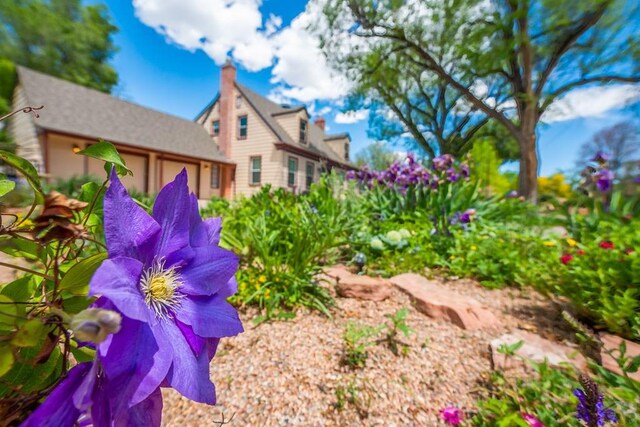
[299,119,307,144]
[212,120,220,136]
[288,156,298,187]
[210,164,220,189]
[250,156,261,185]
[238,115,248,139]
[344,143,350,161]
[235,95,243,108]
[306,161,315,190]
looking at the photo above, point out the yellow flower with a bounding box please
[264,290,271,299]
[566,238,578,247]
[543,240,556,247]
[449,255,456,260]
[254,283,260,290]
[258,275,267,283]
[470,245,477,251]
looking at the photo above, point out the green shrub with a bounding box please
[550,219,640,340]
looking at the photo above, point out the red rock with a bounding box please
[490,330,588,371]
[599,333,640,381]
[323,264,353,282]
[389,273,499,330]
[336,274,392,302]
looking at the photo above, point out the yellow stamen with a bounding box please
[140,259,183,318]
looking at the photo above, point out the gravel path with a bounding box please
[162,277,570,426]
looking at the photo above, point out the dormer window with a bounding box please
[235,95,242,108]
[299,119,307,144]
[212,120,220,136]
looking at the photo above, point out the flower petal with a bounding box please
[153,320,216,404]
[187,193,222,247]
[176,294,243,338]
[152,169,191,258]
[175,318,206,355]
[105,169,161,263]
[114,387,163,427]
[88,257,151,324]
[179,246,239,296]
[21,362,93,427]
[98,315,171,407]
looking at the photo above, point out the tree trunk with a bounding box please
[517,130,539,203]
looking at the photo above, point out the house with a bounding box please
[9,66,235,199]
[195,61,352,196]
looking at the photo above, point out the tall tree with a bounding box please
[354,141,402,170]
[577,121,640,175]
[0,0,118,94]
[321,0,640,201]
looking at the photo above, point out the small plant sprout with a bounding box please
[382,308,413,356]
[342,322,382,369]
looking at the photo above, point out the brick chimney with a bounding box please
[314,116,326,132]
[218,60,236,158]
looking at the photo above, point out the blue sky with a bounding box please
[92,0,638,176]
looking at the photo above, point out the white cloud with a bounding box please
[133,0,350,103]
[542,84,640,123]
[133,0,274,72]
[334,109,369,124]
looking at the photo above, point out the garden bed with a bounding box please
[162,277,567,426]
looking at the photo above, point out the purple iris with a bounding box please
[446,167,460,182]
[634,176,640,184]
[594,169,614,192]
[460,163,470,179]
[592,151,611,164]
[345,170,356,180]
[432,154,453,171]
[89,170,243,407]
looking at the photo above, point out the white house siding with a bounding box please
[199,92,285,197]
[9,85,44,173]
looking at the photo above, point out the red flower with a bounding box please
[599,241,615,249]
[577,249,585,255]
[560,253,573,265]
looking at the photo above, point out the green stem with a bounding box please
[0,261,54,281]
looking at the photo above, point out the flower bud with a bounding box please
[70,308,122,344]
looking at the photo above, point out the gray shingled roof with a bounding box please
[17,67,231,163]
[235,84,350,166]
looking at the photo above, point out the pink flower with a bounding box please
[521,413,545,427]
[599,241,615,249]
[440,406,463,425]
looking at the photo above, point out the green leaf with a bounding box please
[0,346,14,377]
[625,355,640,374]
[0,179,15,197]
[0,295,17,331]
[0,346,62,395]
[77,140,132,176]
[0,150,44,203]
[59,252,108,296]
[11,319,45,347]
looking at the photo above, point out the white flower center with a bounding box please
[140,259,183,318]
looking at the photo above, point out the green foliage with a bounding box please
[45,174,103,199]
[471,140,513,196]
[342,321,382,369]
[548,219,640,340]
[446,222,559,288]
[0,0,118,94]
[472,351,640,426]
[225,178,361,320]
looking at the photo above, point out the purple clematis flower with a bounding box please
[89,169,243,408]
[22,360,163,427]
